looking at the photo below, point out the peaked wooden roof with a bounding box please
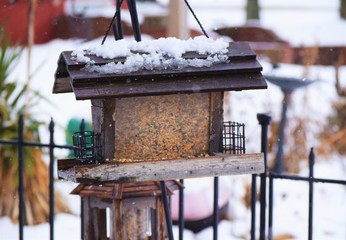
[53,41,266,100]
[70,180,182,199]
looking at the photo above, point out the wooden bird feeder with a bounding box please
[53,40,267,183]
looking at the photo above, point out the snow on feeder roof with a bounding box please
[72,36,229,73]
[53,37,267,99]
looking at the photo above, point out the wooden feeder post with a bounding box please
[53,39,267,238]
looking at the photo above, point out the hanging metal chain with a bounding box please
[101,0,124,45]
[183,0,209,38]
[101,0,142,44]
[114,0,124,40]
[126,0,142,41]
[102,0,209,44]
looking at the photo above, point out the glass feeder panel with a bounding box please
[114,92,210,161]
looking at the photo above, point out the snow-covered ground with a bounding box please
[1,0,346,239]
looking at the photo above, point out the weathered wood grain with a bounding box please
[72,72,265,100]
[57,153,264,183]
[209,92,224,154]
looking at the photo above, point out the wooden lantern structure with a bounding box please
[72,180,181,240]
[54,41,267,182]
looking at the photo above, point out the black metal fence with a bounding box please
[1,114,345,240]
[251,113,346,240]
[0,115,75,240]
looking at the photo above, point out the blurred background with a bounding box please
[0,0,345,239]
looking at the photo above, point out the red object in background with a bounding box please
[0,0,65,45]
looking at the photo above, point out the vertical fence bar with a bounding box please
[18,114,25,240]
[257,113,271,240]
[232,124,236,154]
[80,196,84,240]
[249,119,257,240]
[213,177,219,240]
[242,123,246,154]
[308,148,315,240]
[250,174,257,240]
[49,119,55,240]
[179,179,184,240]
[160,181,174,240]
[268,173,274,240]
[80,120,85,240]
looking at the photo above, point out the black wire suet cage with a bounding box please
[222,121,246,154]
[72,131,102,164]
